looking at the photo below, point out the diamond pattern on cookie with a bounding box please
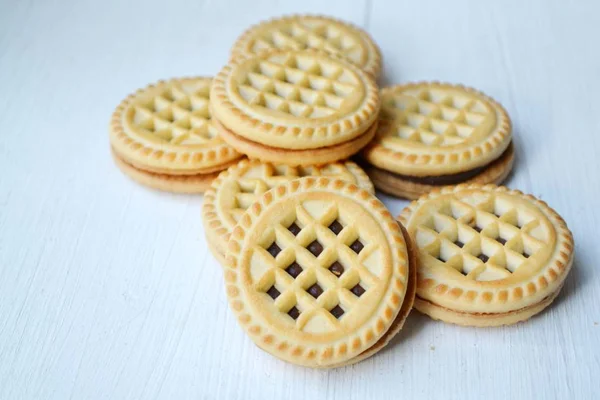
[224,177,412,367]
[228,162,371,225]
[202,159,373,256]
[362,82,511,177]
[230,15,381,77]
[237,52,361,119]
[110,77,241,175]
[252,204,382,331]
[130,79,219,145]
[210,49,380,151]
[414,193,548,281]
[399,184,574,324]
[381,87,493,147]
[250,20,364,63]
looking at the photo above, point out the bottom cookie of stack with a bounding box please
[366,143,514,200]
[112,149,235,193]
[413,284,562,327]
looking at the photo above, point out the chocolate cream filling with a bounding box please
[371,142,513,185]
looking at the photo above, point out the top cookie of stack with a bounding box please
[210,15,382,166]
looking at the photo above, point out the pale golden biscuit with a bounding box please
[367,143,514,200]
[362,82,512,177]
[111,149,225,193]
[398,184,574,327]
[215,118,377,166]
[110,77,242,176]
[230,14,382,78]
[328,222,417,368]
[224,177,414,368]
[202,158,374,264]
[210,49,380,152]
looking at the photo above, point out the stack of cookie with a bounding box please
[109,14,574,368]
[209,48,380,165]
[362,82,514,199]
[110,77,242,193]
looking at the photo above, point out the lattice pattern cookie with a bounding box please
[230,14,382,78]
[399,184,574,327]
[224,178,414,367]
[362,82,512,177]
[210,49,380,151]
[110,77,241,176]
[202,159,373,262]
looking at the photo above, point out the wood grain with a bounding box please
[0,0,598,398]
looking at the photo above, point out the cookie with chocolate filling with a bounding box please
[110,77,242,193]
[361,82,513,199]
[398,184,574,327]
[223,177,416,367]
[210,48,380,166]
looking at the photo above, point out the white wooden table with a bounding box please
[1,0,599,398]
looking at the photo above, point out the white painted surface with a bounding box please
[1,0,599,398]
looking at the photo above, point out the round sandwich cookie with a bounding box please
[223,177,416,368]
[202,159,373,265]
[230,14,382,79]
[210,48,380,166]
[110,77,242,193]
[361,82,513,199]
[398,184,574,327]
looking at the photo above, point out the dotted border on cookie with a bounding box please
[201,159,375,257]
[229,14,382,78]
[210,49,380,148]
[398,184,574,313]
[362,82,512,175]
[223,177,409,367]
[109,76,242,173]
